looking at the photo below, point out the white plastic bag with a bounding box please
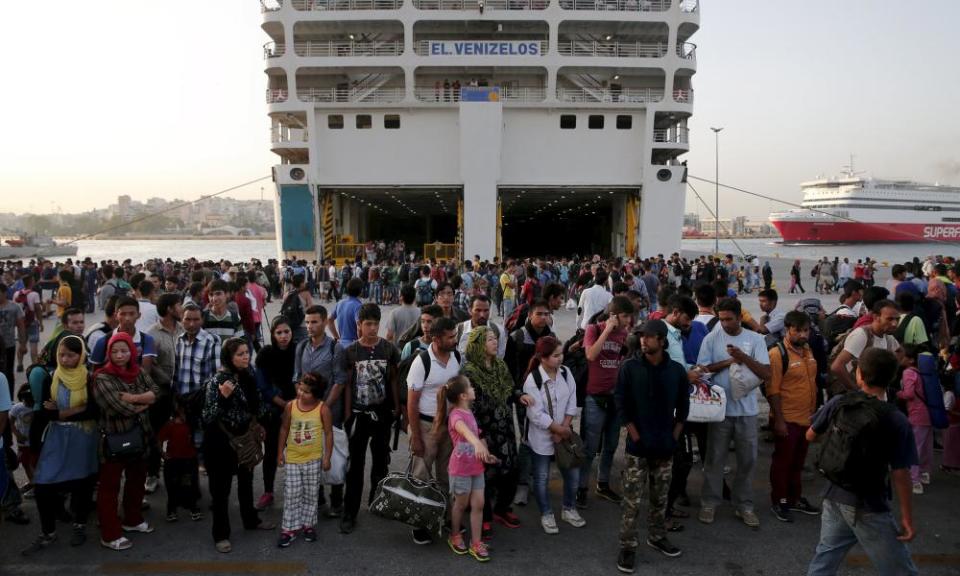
[320,426,350,485]
[729,363,763,401]
[565,298,577,311]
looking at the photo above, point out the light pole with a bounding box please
[710,126,723,255]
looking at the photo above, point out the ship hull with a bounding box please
[770,220,960,244]
[0,245,79,259]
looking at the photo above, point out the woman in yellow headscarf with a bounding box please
[25,335,100,555]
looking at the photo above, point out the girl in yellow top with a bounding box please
[277,373,332,548]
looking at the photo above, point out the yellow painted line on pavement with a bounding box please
[847,554,960,567]
[100,562,308,574]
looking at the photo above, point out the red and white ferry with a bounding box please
[769,176,960,243]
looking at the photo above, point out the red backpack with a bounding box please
[14,289,36,325]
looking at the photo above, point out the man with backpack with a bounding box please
[280,274,309,344]
[577,296,634,509]
[15,274,43,372]
[767,311,820,523]
[405,316,462,545]
[805,347,918,576]
[330,278,364,347]
[829,299,901,395]
[414,266,437,307]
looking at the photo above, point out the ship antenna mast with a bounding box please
[841,154,864,178]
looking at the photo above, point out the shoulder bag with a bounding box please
[543,369,586,470]
[219,420,264,470]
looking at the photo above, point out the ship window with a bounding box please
[356,115,372,129]
[588,115,604,129]
[560,115,576,129]
[616,115,632,129]
[328,115,344,129]
[384,114,400,129]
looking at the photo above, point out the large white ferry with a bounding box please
[769,177,960,244]
[260,0,698,261]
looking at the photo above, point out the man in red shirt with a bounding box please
[578,295,635,507]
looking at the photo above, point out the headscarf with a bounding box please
[95,332,141,384]
[928,278,947,303]
[51,334,89,408]
[462,326,513,407]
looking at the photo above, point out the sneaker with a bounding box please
[447,533,468,555]
[278,531,296,548]
[736,508,760,529]
[647,536,682,558]
[493,511,520,529]
[21,485,35,499]
[616,548,637,574]
[412,527,433,545]
[191,510,204,521]
[575,487,588,509]
[303,527,317,542]
[920,472,931,485]
[256,492,274,510]
[122,521,155,533]
[912,482,924,495]
[561,508,586,528]
[339,515,356,534]
[22,532,57,556]
[101,537,133,551]
[469,541,491,563]
[789,498,820,516]
[540,513,559,535]
[144,476,159,494]
[166,513,179,522]
[70,524,87,547]
[215,539,232,553]
[513,484,529,506]
[698,506,715,524]
[596,483,622,503]
[771,501,793,523]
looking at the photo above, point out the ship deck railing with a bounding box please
[294,40,405,57]
[291,0,404,10]
[653,127,689,144]
[556,40,667,58]
[413,0,549,10]
[556,87,663,103]
[558,0,670,12]
[298,87,406,103]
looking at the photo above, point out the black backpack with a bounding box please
[562,329,589,407]
[815,391,892,493]
[415,279,435,306]
[396,348,462,409]
[280,290,305,329]
[820,307,856,349]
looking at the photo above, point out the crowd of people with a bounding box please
[0,250,957,575]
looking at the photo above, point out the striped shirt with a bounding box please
[174,329,220,396]
[202,308,244,359]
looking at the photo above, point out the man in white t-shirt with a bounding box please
[830,299,901,393]
[579,269,613,329]
[456,295,506,358]
[405,316,462,544]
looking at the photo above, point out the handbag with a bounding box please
[369,460,447,536]
[219,421,264,470]
[687,380,727,423]
[320,426,349,486]
[103,422,146,460]
[544,378,586,470]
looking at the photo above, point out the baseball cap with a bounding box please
[636,319,669,339]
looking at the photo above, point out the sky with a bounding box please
[1,0,957,218]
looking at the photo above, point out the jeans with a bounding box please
[807,499,918,576]
[502,298,515,320]
[579,395,620,488]
[701,415,758,511]
[343,408,393,519]
[532,452,579,516]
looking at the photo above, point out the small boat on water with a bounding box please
[0,234,78,259]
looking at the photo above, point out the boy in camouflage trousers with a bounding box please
[614,320,689,574]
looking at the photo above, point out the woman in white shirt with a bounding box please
[522,336,585,535]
